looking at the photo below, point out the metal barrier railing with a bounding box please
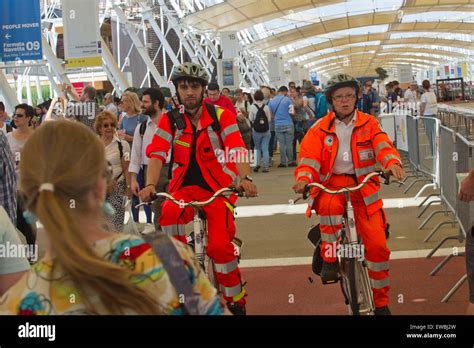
[417,125,454,234]
[455,133,474,237]
[427,130,474,303]
[380,107,471,303]
[403,116,440,199]
[414,110,474,303]
[438,104,474,140]
[407,114,420,171]
[439,126,458,214]
[424,126,461,247]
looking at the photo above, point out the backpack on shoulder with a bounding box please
[253,104,269,133]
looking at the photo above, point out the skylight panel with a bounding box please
[401,11,474,23]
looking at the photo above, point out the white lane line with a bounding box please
[234,196,440,218]
[35,196,440,229]
[239,247,465,268]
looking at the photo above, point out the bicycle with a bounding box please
[136,187,244,290]
[299,171,396,315]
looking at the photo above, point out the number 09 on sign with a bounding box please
[26,41,40,51]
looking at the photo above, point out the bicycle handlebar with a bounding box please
[302,170,393,199]
[135,187,243,209]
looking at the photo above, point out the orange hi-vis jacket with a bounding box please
[146,102,247,193]
[295,110,402,216]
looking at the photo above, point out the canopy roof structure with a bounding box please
[182,0,474,77]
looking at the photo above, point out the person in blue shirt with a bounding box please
[363,80,381,116]
[118,91,147,147]
[268,86,296,167]
[118,91,147,223]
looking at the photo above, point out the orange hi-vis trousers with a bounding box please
[312,174,390,308]
[159,185,245,304]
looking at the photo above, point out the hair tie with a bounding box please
[39,183,55,193]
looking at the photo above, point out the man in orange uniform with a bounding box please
[293,74,405,315]
[139,63,257,315]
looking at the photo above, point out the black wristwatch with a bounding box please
[240,175,253,183]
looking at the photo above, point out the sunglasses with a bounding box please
[102,123,115,128]
[14,113,26,118]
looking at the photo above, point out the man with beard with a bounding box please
[140,62,257,315]
[130,88,167,230]
[293,74,405,315]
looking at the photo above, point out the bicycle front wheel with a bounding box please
[340,257,360,315]
[356,260,375,315]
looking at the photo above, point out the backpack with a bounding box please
[166,102,221,180]
[139,119,148,138]
[253,104,269,133]
[304,92,317,117]
[306,93,325,119]
[362,93,373,113]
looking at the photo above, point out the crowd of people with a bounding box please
[0,63,472,317]
[0,82,233,315]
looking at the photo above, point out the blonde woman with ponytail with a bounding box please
[0,120,226,315]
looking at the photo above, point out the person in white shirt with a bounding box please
[104,93,118,116]
[234,89,252,150]
[94,111,131,232]
[130,88,169,230]
[420,80,438,157]
[404,81,419,114]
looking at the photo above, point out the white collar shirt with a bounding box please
[332,113,356,175]
[129,116,170,174]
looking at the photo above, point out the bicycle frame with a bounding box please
[344,191,358,244]
[304,171,394,315]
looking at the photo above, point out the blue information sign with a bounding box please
[0,0,43,62]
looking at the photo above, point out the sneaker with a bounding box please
[141,223,156,235]
[227,301,247,315]
[262,168,269,173]
[288,162,297,167]
[269,158,274,167]
[374,306,392,315]
[253,165,260,173]
[278,164,287,168]
[321,261,339,284]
